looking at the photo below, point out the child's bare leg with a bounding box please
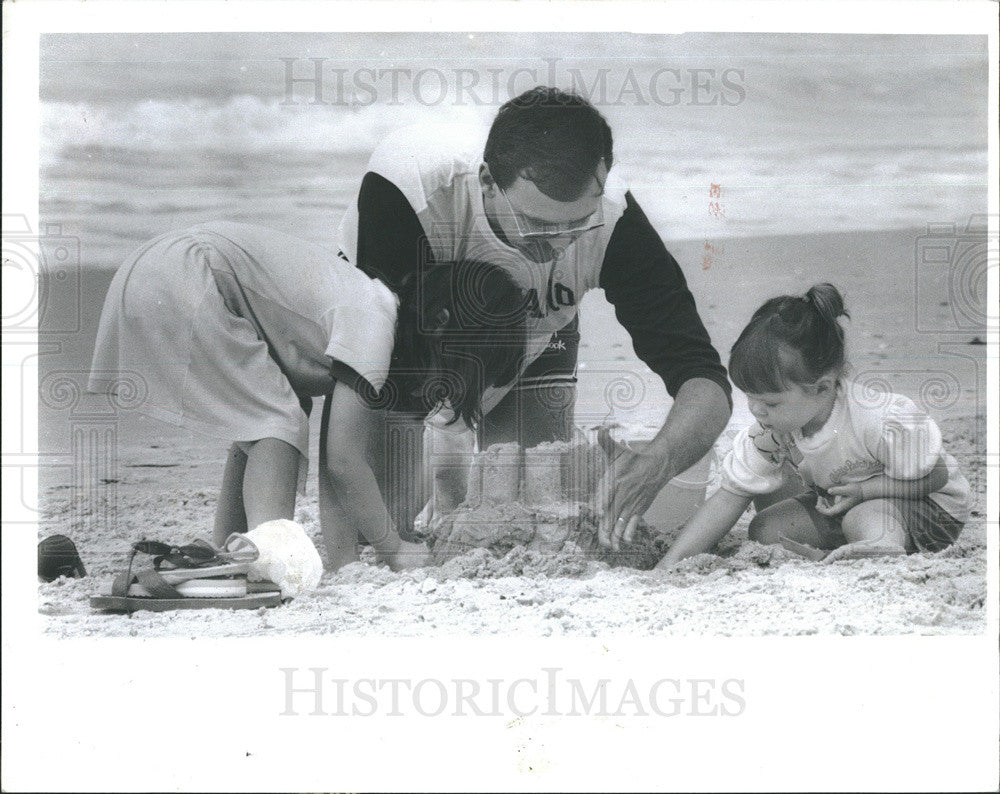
[749,495,842,549]
[821,500,909,562]
[241,437,298,530]
[840,499,909,551]
[318,395,358,570]
[214,444,249,546]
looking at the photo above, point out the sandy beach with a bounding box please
[36,226,989,638]
[6,21,995,793]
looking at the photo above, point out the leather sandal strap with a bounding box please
[135,568,184,598]
[111,568,184,599]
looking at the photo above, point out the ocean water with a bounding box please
[39,32,989,269]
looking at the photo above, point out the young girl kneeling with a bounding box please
[89,222,526,572]
[658,283,970,568]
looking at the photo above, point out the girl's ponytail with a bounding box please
[729,283,850,393]
[804,283,849,382]
[805,283,848,326]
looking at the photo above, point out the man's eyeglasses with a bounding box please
[498,187,605,240]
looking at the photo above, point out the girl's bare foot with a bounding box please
[328,544,361,572]
[822,541,906,564]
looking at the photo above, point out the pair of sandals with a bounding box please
[91,533,282,613]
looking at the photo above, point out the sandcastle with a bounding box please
[426,440,671,569]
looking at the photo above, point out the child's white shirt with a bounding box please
[721,380,971,522]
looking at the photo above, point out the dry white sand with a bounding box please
[37,413,986,638]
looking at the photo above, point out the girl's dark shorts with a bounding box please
[795,491,964,553]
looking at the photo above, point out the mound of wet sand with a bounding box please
[427,440,672,570]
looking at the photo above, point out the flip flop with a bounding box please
[119,578,248,599]
[156,562,252,584]
[90,579,281,612]
[89,589,281,613]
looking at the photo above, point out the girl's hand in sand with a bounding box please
[814,483,864,517]
[383,539,433,572]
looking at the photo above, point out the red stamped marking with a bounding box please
[701,240,725,270]
[703,183,726,269]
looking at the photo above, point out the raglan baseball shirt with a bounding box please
[336,123,731,415]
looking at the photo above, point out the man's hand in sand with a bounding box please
[595,428,671,551]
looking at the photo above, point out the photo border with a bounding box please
[3,2,997,791]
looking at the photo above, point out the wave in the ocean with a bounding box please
[41,96,492,162]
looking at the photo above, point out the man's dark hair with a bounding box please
[484,86,614,201]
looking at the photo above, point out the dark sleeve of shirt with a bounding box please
[352,171,435,414]
[354,171,432,290]
[599,191,732,406]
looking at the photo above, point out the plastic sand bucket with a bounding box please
[626,440,714,533]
